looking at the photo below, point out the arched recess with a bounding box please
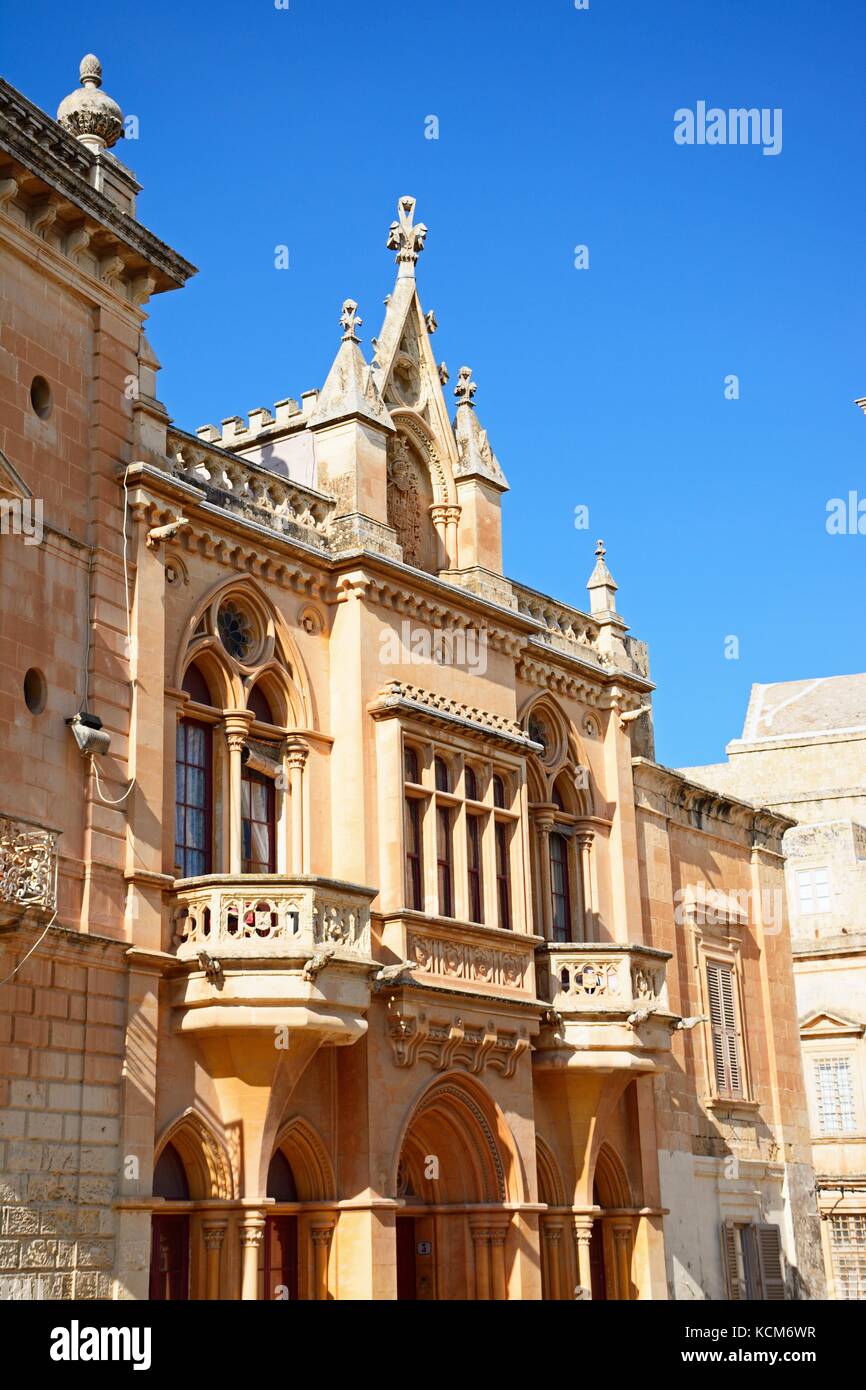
[154,1109,235,1200]
[593,1141,632,1210]
[172,575,316,731]
[390,409,457,506]
[270,1117,336,1202]
[519,691,595,816]
[536,1134,567,1208]
[386,410,460,574]
[536,1134,573,1302]
[392,1074,524,1205]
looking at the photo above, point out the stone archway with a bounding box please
[592,1142,634,1300]
[536,1135,573,1300]
[261,1117,337,1301]
[393,1077,520,1300]
[150,1110,235,1301]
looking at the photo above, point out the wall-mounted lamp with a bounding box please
[66,711,111,757]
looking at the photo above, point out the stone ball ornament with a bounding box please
[57,55,124,152]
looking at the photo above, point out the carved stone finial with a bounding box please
[340,298,363,342]
[57,54,124,152]
[595,539,605,561]
[438,361,450,386]
[425,309,438,334]
[454,366,477,407]
[386,196,428,277]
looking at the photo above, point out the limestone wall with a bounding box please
[0,925,126,1299]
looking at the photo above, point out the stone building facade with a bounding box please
[0,59,824,1301]
[684,674,866,1299]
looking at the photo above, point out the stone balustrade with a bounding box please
[166,428,334,543]
[536,942,670,1015]
[171,874,373,962]
[0,813,59,926]
[512,583,602,661]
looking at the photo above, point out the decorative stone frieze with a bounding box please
[386,998,530,1078]
[407,928,530,992]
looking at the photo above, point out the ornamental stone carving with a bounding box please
[407,930,529,992]
[386,1000,529,1080]
[0,815,59,920]
[386,436,424,568]
[56,56,124,152]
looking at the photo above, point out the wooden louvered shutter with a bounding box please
[756,1223,786,1300]
[721,1220,742,1300]
[706,960,743,1097]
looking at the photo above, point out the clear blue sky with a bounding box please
[5,0,865,767]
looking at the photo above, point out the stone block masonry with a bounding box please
[0,925,127,1299]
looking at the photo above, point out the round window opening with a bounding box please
[24,668,47,714]
[30,376,52,420]
[217,599,257,662]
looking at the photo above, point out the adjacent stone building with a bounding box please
[684,674,866,1299]
[0,58,824,1300]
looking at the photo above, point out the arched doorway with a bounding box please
[149,1110,235,1301]
[536,1136,572,1300]
[264,1118,337,1300]
[261,1149,299,1300]
[591,1142,634,1300]
[393,1078,519,1300]
[149,1142,190,1301]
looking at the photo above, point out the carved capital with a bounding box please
[202,1221,228,1250]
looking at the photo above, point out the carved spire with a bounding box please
[340,298,363,342]
[587,539,618,615]
[386,196,427,279]
[309,300,393,433]
[454,366,477,408]
[452,366,506,489]
[57,55,124,153]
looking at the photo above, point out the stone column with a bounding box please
[429,503,451,567]
[444,504,461,566]
[573,1215,594,1299]
[543,1219,564,1300]
[577,830,595,943]
[239,1213,266,1300]
[535,813,555,939]
[224,714,251,875]
[286,741,308,876]
[470,1223,491,1300]
[613,1221,632,1301]
[311,1222,334,1300]
[203,1219,227,1301]
[489,1224,508,1301]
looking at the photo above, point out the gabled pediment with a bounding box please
[799,1009,865,1039]
[0,447,33,501]
[373,279,459,471]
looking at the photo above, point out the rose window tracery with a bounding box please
[217,599,256,662]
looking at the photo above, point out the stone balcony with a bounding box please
[167,874,376,1039]
[0,813,59,930]
[377,910,539,1002]
[533,942,675,1072]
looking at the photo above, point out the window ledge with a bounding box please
[706,1096,761,1115]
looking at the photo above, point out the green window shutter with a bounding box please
[756,1223,786,1300]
